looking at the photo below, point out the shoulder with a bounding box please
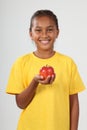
[56,52,75,63]
[13,53,33,67]
[55,52,77,69]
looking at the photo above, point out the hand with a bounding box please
[34,74,56,85]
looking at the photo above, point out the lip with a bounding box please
[41,40,49,44]
[39,39,50,45]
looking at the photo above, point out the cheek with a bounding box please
[30,33,37,40]
[51,35,57,40]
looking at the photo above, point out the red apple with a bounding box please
[39,65,55,79]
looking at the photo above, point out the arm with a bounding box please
[69,94,79,130]
[15,77,39,109]
[15,75,55,109]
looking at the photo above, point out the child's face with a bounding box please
[29,16,59,51]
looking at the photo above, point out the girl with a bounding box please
[6,9,85,130]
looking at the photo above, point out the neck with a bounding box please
[34,50,55,59]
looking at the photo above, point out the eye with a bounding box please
[47,28,54,32]
[35,29,42,32]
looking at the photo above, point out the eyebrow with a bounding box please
[35,25,55,28]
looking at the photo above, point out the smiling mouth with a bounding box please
[39,40,50,45]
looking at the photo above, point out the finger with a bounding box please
[39,75,51,84]
[45,75,51,83]
[49,75,55,84]
[34,75,44,82]
[49,73,56,84]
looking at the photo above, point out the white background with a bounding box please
[0,0,87,130]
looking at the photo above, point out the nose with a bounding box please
[41,30,47,37]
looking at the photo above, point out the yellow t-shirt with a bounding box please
[6,52,85,130]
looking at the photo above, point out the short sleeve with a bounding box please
[69,60,86,95]
[6,58,24,94]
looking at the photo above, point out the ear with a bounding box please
[56,29,59,38]
[29,31,33,40]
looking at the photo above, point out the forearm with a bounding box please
[15,78,39,109]
[70,94,79,130]
[15,74,55,109]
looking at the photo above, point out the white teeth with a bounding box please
[41,40,49,44]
